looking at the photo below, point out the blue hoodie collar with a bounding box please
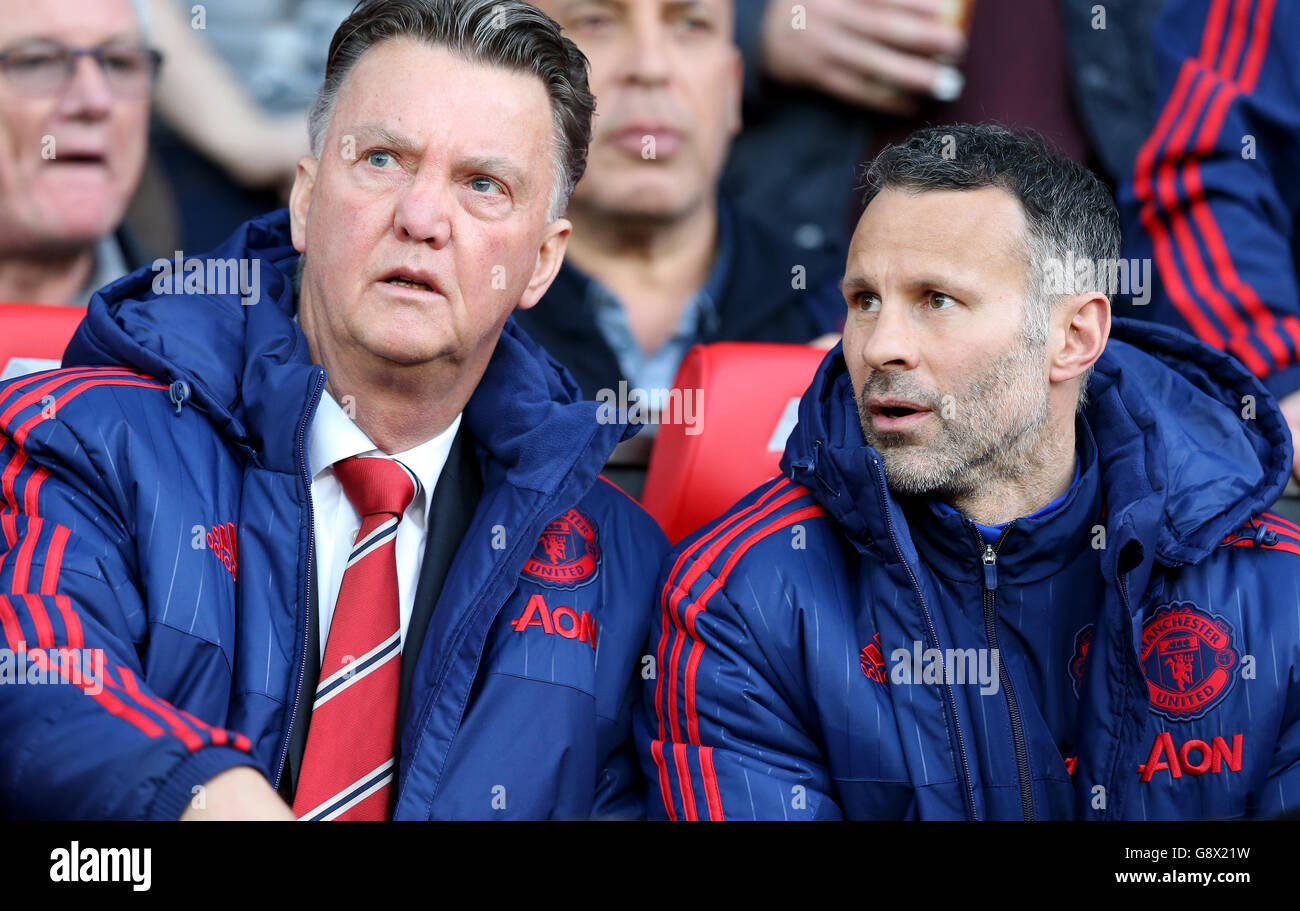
[63,209,634,483]
[903,415,1102,586]
[781,317,1292,605]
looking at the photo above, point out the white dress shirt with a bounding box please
[307,387,462,662]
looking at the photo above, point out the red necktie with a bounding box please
[293,455,417,821]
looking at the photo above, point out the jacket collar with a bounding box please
[902,415,1103,586]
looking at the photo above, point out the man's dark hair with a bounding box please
[860,123,1120,343]
[309,0,595,220]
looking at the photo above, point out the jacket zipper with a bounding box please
[870,460,979,820]
[273,369,325,790]
[968,520,1035,821]
[1108,569,1135,822]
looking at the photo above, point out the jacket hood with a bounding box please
[781,317,1292,581]
[63,209,630,485]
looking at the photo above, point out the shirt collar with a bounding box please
[307,387,461,520]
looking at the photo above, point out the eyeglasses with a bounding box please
[0,40,163,98]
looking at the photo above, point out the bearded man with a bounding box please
[637,123,1300,820]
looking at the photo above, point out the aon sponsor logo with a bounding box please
[511,594,597,649]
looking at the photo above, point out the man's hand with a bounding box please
[179,766,297,821]
[758,0,967,115]
[1279,389,1300,484]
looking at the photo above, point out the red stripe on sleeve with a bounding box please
[700,747,724,822]
[53,595,84,650]
[683,505,825,746]
[1197,0,1232,66]
[0,595,167,740]
[114,666,205,752]
[650,740,677,821]
[653,479,791,743]
[1236,0,1276,91]
[10,516,42,594]
[40,525,69,596]
[20,592,54,649]
[1,446,26,512]
[0,368,153,426]
[1260,511,1300,536]
[671,742,699,821]
[1214,0,1252,81]
[14,379,169,447]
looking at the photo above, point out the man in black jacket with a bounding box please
[517,0,842,494]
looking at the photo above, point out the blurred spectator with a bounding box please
[518,0,844,493]
[148,0,315,193]
[0,0,157,307]
[1116,0,1300,497]
[728,0,1166,253]
[145,0,351,251]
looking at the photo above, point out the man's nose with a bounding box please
[56,54,114,118]
[859,300,920,372]
[392,173,452,247]
[626,20,672,85]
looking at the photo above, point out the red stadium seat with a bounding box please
[0,303,85,381]
[641,342,827,544]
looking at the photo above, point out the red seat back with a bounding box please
[0,303,86,380]
[641,342,826,543]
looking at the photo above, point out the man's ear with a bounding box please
[517,217,572,312]
[1050,291,1111,385]
[289,156,319,254]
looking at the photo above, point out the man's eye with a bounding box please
[928,292,956,310]
[102,52,145,75]
[855,294,880,313]
[367,150,395,169]
[469,176,503,195]
[10,52,61,72]
[677,15,713,33]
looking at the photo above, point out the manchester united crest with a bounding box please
[1139,601,1238,721]
[521,509,601,589]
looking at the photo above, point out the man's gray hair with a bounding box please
[859,123,1120,409]
[309,0,595,222]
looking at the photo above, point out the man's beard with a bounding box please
[856,333,1050,500]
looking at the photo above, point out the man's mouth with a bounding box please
[867,400,929,418]
[865,398,934,431]
[385,277,433,292]
[49,151,108,166]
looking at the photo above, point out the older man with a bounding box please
[0,0,156,309]
[516,0,843,492]
[0,0,665,820]
[640,123,1300,820]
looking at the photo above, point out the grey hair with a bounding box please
[859,123,1120,410]
[308,0,594,222]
